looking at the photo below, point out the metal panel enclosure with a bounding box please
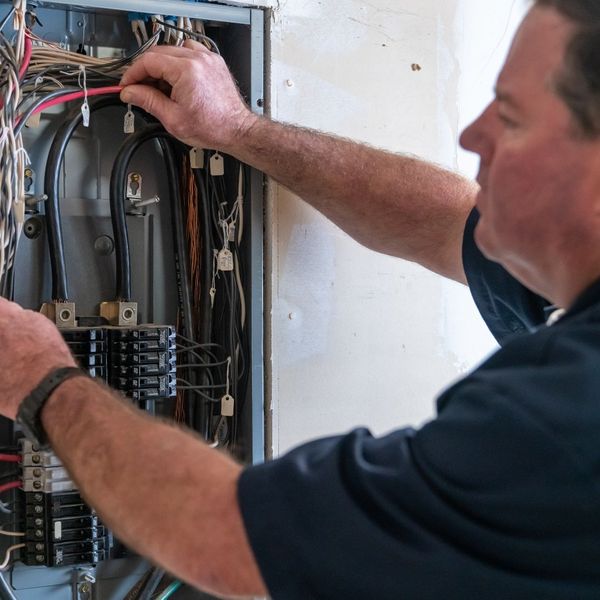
[0,0,264,597]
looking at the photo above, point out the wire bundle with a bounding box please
[23,29,159,91]
[183,162,249,448]
[0,0,27,296]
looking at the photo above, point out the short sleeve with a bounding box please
[462,209,550,343]
[238,371,600,599]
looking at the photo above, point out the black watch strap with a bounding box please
[16,366,86,450]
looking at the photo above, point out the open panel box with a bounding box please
[0,0,265,597]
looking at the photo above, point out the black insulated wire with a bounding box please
[43,96,153,301]
[192,169,215,437]
[108,124,192,318]
[110,126,206,435]
[193,168,214,352]
[14,87,79,136]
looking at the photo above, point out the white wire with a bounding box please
[0,543,25,569]
[0,529,24,537]
[0,0,26,285]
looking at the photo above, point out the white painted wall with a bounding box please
[242,0,529,456]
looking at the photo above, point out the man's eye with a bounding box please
[499,113,517,128]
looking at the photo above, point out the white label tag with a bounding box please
[210,152,224,176]
[81,102,90,127]
[54,521,62,540]
[221,394,235,417]
[217,248,234,272]
[190,147,204,169]
[228,223,236,242]
[209,287,216,308]
[124,105,135,133]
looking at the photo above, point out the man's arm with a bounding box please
[120,41,477,283]
[0,300,267,598]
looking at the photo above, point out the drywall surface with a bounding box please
[255,0,529,456]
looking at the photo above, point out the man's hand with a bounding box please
[120,40,258,152]
[0,298,75,420]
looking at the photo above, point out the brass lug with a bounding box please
[40,302,76,328]
[99,301,138,326]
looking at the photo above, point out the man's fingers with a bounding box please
[120,52,186,87]
[120,85,177,124]
[182,38,213,53]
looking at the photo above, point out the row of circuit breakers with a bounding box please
[18,325,176,567]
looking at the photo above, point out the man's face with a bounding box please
[460,6,600,301]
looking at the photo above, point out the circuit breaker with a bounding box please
[0,0,265,597]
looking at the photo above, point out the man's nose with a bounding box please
[459,102,495,161]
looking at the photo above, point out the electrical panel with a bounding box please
[0,0,264,597]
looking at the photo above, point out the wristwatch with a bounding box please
[16,366,86,450]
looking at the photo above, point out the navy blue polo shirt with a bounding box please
[238,209,600,599]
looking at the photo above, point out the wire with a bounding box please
[151,18,220,54]
[43,96,144,300]
[0,543,24,570]
[0,529,23,537]
[176,379,226,390]
[18,34,31,80]
[0,570,17,600]
[0,483,19,496]
[0,7,15,34]
[138,567,164,600]
[157,581,182,600]
[28,85,121,118]
[0,456,18,464]
[14,87,78,136]
[108,124,188,304]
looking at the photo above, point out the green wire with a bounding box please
[156,581,182,600]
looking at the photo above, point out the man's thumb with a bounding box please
[120,85,174,124]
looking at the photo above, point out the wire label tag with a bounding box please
[217,248,234,272]
[210,152,225,176]
[81,102,90,128]
[124,105,135,133]
[221,394,235,417]
[190,147,204,169]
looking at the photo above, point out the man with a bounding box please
[1,0,599,597]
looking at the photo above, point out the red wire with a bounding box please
[0,482,20,495]
[0,455,20,463]
[18,34,32,80]
[30,86,123,117]
[0,34,33,110]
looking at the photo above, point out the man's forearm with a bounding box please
[231,116,477,283]
[41,376,266,598]
[120,47,478,283]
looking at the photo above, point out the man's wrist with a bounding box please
[16,366,87,449]
[220,112,261,157]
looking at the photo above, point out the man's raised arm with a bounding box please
[120,41,478,284]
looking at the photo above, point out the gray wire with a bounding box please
[151,18,220,55]
[0,7,15,34]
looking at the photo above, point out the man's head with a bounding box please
[460,2,600,308]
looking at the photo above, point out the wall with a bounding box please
[242,0,528,456]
